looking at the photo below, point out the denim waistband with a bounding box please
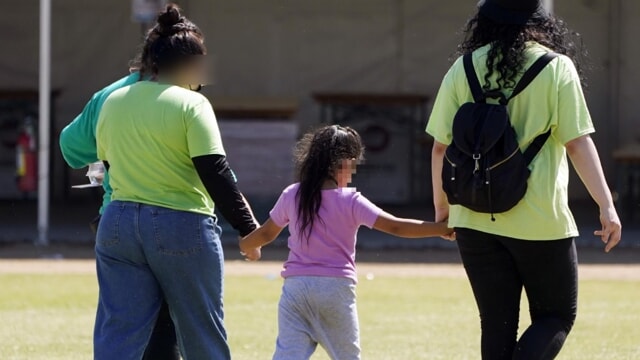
[109,200,213,218]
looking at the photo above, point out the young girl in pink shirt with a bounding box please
[240,125,451,360]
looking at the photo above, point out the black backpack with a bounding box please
[442,52,559,220]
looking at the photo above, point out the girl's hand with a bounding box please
[239,236,262,261]
[241,246,262,261]
[238,218,285,261]
[440,229,456,241]
[594,206,622,253]
[441,226,456,241]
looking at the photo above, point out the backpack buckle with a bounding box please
[472,153,481,174]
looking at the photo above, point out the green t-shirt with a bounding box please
[426,42,595,240]
[96,82,225,215]
[60,73,141,214]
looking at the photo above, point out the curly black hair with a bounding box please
[457,13,587,90]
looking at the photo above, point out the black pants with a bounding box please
[456,228,578,360]
[143,302,180,360]
[91,215,180,360]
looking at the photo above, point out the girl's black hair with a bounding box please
[130,3,206,79]
[457,12,587,90]
[294,125,364,241]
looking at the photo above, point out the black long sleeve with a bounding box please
[192,154,257,237]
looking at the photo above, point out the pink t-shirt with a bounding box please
[269,183,383,283]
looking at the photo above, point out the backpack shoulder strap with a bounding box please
[509,52,559,100]
[517,52,559,164]
[523,130,551,165]
[463,53,486,103]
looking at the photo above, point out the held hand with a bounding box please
[594,206,622,253]
[241,247,262,261]
[239,236,262,261]
[442,227,456,241]
[435,207,456,241]
[440,229,456,241]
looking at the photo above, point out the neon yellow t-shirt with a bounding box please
[426,42,594,240]
[96,82,225,215]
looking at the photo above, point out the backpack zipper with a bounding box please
[485,168,496,222]
[444,153,457,180]
[488,148,519,170]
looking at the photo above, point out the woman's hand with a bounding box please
[239,236,262,261]
[240,246,262,261]
[432,141,455,241]
[237,219,284,261]
[594,206,622,253]
[566,135,622,252]
[435,207,456,241]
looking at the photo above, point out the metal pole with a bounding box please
[37,0,51,246]
[543,0,554,12]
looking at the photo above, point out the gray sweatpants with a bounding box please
[273,276,360,360]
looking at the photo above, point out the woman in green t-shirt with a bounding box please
[427,0,622,359]
[94,5,257,360]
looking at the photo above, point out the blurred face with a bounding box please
[173,55,208,89]
[335,158,359,186]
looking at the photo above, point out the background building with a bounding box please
[0,0,637,212]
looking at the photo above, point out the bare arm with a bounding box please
[239,218,285,261]
[431,141,456,240]
[373,211,452,238]
[565,134,622,252]
[431,141,449,221]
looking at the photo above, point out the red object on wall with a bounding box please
[16,122,37,193]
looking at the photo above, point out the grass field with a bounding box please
[0,260,638,359]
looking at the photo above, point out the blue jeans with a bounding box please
[94,201,230,360]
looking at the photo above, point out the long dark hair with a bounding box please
[129,3,206,79]
[294,125,364,240]
[457,12,587,90]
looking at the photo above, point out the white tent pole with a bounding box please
[37,0,51,246]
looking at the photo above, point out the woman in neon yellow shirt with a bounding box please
[427,0,622,359]
[94,5,256,359]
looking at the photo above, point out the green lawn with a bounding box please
[0,272,638,359]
